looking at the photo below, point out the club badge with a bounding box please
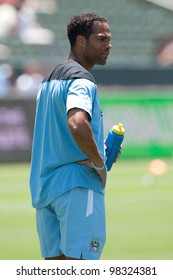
[90,237,100,252]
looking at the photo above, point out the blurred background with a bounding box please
[0,0,173,259]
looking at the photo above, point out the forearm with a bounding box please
[71,121,103,166]
[68,109,104,167]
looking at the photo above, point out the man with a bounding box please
[30,12,115,260]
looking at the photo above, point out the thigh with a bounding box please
[36,205,62,258]
[52,187,106,260]
[82,189,106,260]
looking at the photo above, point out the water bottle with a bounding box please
[105,123,125,171]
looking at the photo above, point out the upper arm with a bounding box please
[67,108,90,130]
[66,79,96,121]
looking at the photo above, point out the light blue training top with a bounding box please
[29,60,106,209]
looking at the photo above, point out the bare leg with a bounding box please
[45,254,83,260]
[66,254,83,260]
[45,254,66,260]
[65,256,81,260]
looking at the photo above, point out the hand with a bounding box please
[76,160,107,189]
[114,144,123,163]
[93,163,107,189]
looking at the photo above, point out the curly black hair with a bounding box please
[67,12,107,48]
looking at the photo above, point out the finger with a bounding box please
[96,168,107,189]
[76,160,90,165]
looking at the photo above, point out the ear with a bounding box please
[76,35,86,47]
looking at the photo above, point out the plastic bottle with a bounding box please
[105,123,125,171]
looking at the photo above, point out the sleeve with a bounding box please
[66,78,96,120]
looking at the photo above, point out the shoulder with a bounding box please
[43,61,96,84]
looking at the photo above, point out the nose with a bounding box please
[106,42,112,51]
[108,42,112,49]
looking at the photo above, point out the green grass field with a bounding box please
[0,158,173,260]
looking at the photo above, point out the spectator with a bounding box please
[0,0,55,44]
[0,63,13,98]
[17,0,55,44]
[0,0,19,37]
[15,60,43,97]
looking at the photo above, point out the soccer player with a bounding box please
[30,12,118,260]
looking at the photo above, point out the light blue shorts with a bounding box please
[36,187,106,260]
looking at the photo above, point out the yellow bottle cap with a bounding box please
[112,123,125,135]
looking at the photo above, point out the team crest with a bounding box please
[90,237,100,252]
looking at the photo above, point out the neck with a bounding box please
[68,50,93,71]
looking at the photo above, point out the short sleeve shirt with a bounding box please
[30,61,105,208]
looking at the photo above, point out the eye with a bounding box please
[98,37,108,42]
[98,36,111,43]
[98,37,105,41]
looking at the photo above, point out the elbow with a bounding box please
[67,108,90,137]
[68,118,82,136]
